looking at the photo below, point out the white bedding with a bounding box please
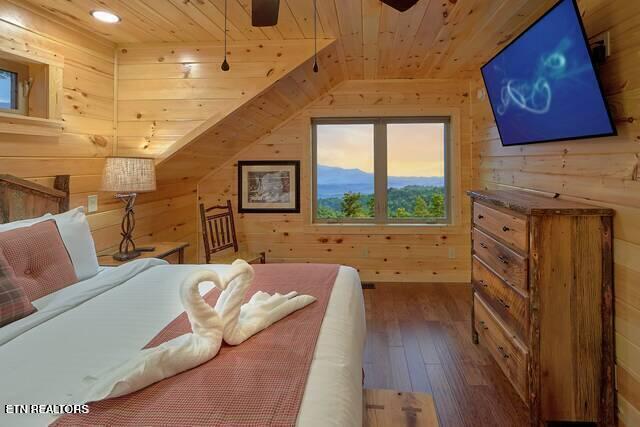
[0,259,167,347]
[0,263,365,427]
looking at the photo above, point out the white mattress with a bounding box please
[0,263,365,427]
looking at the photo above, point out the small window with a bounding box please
[0,69,17,111]
[313,117,450,224]
[0,50,62,125]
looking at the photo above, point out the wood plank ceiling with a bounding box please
[14,0,561,185]
[19,0,559,79]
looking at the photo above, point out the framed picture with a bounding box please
[238,160,300,213]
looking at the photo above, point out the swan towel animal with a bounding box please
[77,260,316,402]
[79,270,226,403]
[216,260,317,345]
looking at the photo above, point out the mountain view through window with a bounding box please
[314,119,448,223]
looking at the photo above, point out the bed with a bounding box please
[0,175,366,427]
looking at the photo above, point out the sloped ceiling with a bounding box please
[20,0,558,79]
[155,39,346,184]
[15,0,559,184]
[115,38,335,158]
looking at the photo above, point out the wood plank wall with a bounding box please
[152,40,344,185]
[0,1,200,261]
[115,39,326,158]
[198,79,473,283]
[470,0,640,424]
[115,40,333,261]
[0,3,326,263]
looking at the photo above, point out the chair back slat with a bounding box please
[208,221,216,248]
[221,217,228,245]
[199,200,239,263]
[214,218,221,246]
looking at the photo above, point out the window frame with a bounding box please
[312,116,451,225]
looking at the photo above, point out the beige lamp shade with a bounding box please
[101,157,157,193]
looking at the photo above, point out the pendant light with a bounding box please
[312,0,318,72]
[221,0,230,71]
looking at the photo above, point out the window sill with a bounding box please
[0,112,63,137]
[307,222,462,235]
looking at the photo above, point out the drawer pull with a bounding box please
[480,242,488,249]
[497,346,510,359]
[497,255,509,264]
[497,297,510,309]
[502,225,510,232]
[477,214,484,219]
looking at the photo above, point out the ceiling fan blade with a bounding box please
[252,0,280,27]
[381,0,419,12]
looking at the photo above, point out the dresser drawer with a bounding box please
[473,202,528,253]
[472,256,528,342]
[473,227,528,291]
[474,293,528,403]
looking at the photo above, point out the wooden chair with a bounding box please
[199,200,265,265]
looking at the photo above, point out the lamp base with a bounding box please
[112,250,141,261]
[114,193,140,262]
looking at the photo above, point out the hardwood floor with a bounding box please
[363,283,528,427]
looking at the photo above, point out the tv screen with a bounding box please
[481,0,615,146]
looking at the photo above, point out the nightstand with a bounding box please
[98,242,189,266]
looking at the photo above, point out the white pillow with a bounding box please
[52,207,100,281]
[0,213,53,232]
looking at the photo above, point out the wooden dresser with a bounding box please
[467,190,615,426]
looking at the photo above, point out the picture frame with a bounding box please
[237,160,300,213]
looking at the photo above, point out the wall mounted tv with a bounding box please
[481,0,616,147]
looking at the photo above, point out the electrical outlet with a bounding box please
[87,195,98,213]
[448,247,456,259]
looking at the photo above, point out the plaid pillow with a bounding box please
[0,220,78,302]
[0,252,36,327]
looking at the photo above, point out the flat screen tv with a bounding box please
[481,0,616,147]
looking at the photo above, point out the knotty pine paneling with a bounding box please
[198,79,473,283]
[20,0,559,80]
[116,39,333,158]
[0,2,197,261]
[470,0,640,422]
[119,40,339,256]
[153,40,346,186]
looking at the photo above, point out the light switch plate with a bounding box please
[87,195,98,213]
[448,247,456,259]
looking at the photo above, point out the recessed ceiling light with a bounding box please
[90,10,121,24]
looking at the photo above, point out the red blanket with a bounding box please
[53,263,339,426]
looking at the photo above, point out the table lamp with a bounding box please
[101,157,156,261]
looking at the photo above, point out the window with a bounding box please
[0,69,17,111]
[0,50,63,136]
[313,117,450,224]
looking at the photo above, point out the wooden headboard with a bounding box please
[0,174,70,223]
